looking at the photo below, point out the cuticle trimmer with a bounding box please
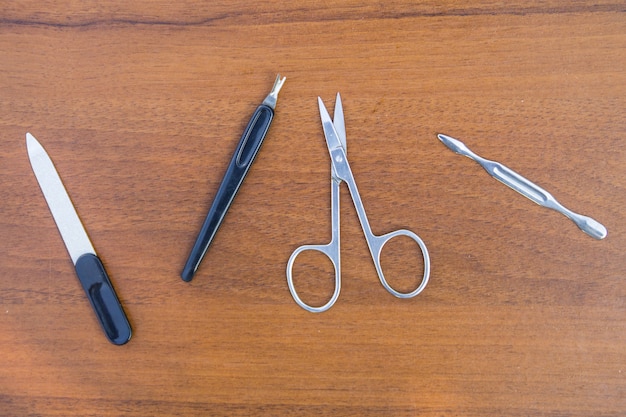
[181,74,286,282]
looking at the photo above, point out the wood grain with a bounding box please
[1,1,625,415]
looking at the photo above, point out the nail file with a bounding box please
[27,133,132,345]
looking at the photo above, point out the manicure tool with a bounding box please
[437,133,607,240]
[182,74,286,282]
[286,94,430,313]
[26,133,132,345]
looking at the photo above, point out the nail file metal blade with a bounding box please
[26,133,132,345]
[27,133,95,262]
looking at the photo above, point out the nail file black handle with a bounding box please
[75,253,132,345]
[181,104,274,282]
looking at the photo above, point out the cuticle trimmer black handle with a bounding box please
[181,74,286,282]
[75,253,132,345]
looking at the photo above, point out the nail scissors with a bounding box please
[286,94,430,312]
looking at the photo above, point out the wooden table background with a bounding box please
[1,1,624,416]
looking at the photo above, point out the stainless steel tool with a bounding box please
[286,95,430,313]
[437,133,607,240]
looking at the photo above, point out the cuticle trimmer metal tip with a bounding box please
[262,74,286,110]
[437,133,607,240]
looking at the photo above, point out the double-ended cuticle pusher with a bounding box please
[437,133,607,240]
[181,74,286,282]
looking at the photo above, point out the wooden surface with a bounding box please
[1,1,625,415]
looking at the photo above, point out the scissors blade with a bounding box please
[318,97,344,152]
[333,93,347,153]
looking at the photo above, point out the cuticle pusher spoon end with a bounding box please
[437,133,607,240]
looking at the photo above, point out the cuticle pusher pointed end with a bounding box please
[437,133,474,157]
